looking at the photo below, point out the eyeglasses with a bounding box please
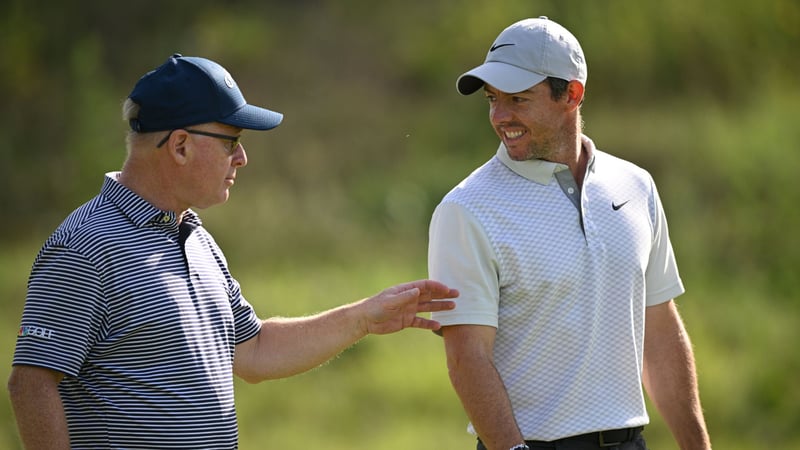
[157,128,241,153]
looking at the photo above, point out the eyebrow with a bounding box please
[483,87,535,96]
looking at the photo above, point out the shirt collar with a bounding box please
[100,172,201,228]
[495,134,598,184]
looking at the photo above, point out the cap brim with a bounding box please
[219,104,284,131]
[457,62,547,95]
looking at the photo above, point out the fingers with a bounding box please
[409,316,443,331]
[391,286,456,312]
[421,280,460,299]
[394,279,460,300]
[363,280,457,335]
[416,299,456,313]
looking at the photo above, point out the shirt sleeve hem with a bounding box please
[646,282,685,306]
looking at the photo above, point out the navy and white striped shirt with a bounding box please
[13,172,262,449]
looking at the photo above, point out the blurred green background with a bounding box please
[2,0,799,448]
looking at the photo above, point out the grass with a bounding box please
[2,90,799,449]
[2,227,799,450]
[230,256,474,449]
[234,260,800,450]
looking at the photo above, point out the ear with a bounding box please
[165,130,191,166]
[566,80,585,109]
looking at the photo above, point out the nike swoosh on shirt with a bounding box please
[612,200,630,211]
[490,43,515,52]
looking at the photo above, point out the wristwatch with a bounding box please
[509,445,530,450]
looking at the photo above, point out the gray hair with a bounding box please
[122,98,161,151]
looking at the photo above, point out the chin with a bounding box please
[195,194,230,210]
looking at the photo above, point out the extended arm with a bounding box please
[8,365,70,450]
[233,279,457,382]
[442,324,525,450]
[643,300,712,450]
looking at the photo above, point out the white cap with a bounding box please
[457,17,587,95]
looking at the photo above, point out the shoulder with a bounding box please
[440,156,512,205]
[594,149,650,175]
[44,195,110,247]
[592,149,656,191]
[36,194,135,268]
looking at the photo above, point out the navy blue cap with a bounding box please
[128,54,283,132]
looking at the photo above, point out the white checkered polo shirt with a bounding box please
[429,135,684,440]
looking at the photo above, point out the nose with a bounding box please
[232,144,248,168]
[489,100,512,125]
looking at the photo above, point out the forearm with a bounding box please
[236,302,366,381]
[8,366,71,450]
[451,360,523,450]
[643,301,711,450]
[443,326,524,450]
[235,280,457,382]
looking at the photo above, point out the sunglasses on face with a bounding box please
[156,128,241,153]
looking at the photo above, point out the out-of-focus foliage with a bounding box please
[2,0,798,246]
[1,0,799,449]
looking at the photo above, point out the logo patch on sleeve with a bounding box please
[18,325,55,340]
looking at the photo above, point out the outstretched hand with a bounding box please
[359,279,458,335]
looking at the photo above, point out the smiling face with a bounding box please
[484,80,574,162]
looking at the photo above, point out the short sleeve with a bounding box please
[227,277,262,344]
[428,202,499,327]
[644,179,685,306]
[13,246,107,376]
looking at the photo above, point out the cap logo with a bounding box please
[224,73,235,88]
[490,43,515,52]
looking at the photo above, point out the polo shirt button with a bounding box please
[567,188,575,194]
[161,215,170,223]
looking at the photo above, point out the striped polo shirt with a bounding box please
[13,172,262,449]
[429,135,684,441]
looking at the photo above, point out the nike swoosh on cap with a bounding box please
[489,43,515,52]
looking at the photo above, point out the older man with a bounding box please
[9,54,457,449]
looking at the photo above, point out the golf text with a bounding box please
[18,325,54,339]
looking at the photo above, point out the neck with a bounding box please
[543,128,587,190]
[571,140,589,191]
[118,152,187,216]
[545,123,585,171]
